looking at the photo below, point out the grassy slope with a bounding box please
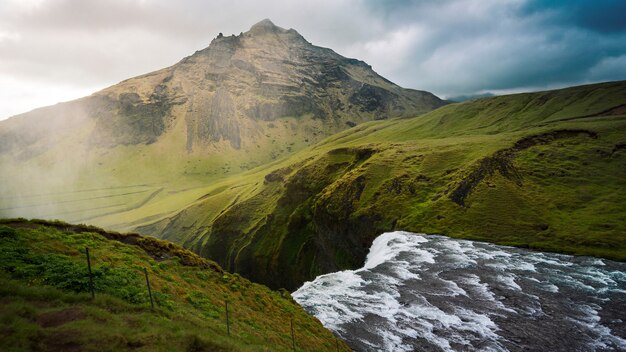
[0,220,348,352]
[138,81,626,290]
[0,104,342,229]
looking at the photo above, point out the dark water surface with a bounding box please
[293,232,626,351]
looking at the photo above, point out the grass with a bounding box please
[0,111,342,230]
[136,80,626,290]
[0,219,349,351]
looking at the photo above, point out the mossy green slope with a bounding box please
[0,219,348,351]
[140,80,626,290]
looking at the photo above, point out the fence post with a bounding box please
[290,317,296,351]
[85,247,95,299]
[225,300,231,336]
[144,268,154,309]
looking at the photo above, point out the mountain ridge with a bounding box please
[1,18,444,154]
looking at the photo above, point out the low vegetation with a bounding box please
[0,219,348,351]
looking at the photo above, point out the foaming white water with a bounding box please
[293,231,626,352]
[496,274,521,291]
[292,270,366,330]
[363,231,430,269]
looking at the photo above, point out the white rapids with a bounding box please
[293,231,626,352]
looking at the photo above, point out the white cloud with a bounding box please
[0,30,20,42]
[0,74,97,119]
[344,25,428,77]
[588,55,626,82]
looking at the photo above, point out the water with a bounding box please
[293,232,626,351]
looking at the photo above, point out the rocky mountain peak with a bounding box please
[200,18,304,57]
[243,18,306,45]
[248,18,281,33]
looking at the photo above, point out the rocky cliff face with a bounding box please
[0,19,444,157]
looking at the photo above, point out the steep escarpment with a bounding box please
[201,147,384,290]
[140,81,626,290]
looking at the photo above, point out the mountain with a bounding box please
[136,80,626,290]
[0,19,445,226]
[0,219,349,351]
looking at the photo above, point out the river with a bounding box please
[293,231,626,351]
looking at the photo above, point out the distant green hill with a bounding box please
[0,219,347,351]
[139,80,626,290]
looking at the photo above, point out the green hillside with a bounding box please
[0,20,444,227]
[0,219,348,351]
[139,80,626,290]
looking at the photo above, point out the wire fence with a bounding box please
[82,247,345,351]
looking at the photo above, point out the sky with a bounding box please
[1,0,626,120]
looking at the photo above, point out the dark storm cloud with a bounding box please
[354,0,626,97]
[1,0,626,119]
[520,0,626,34]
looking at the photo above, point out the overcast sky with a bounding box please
[1,0,626,120]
